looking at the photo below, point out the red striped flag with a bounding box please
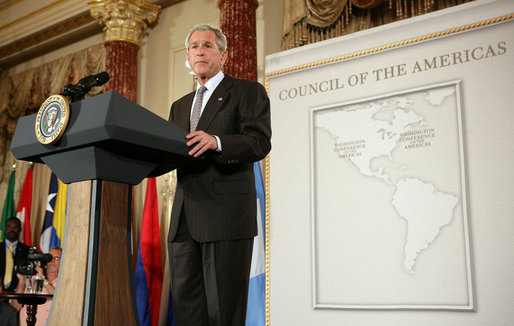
[134,177,163,326]
[16,167,33,246]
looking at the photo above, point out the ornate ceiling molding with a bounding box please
[0,0,96,69]
[0,0,183,70]
[0,0,90,47]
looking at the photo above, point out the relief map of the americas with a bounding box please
[313,84,466,274]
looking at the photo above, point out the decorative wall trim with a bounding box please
[0,0,24,12]
[0,0,76,34]
[0,13,96,63]
[267,13,514,78]
[0,0,95,69]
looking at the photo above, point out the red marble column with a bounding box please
[104,41,138,102]
[89,0,159,103]
[219,0,258,81]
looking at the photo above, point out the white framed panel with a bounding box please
[266,1,514,325]
[310,81,472,310]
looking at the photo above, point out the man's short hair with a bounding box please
[185,24,227,52]
[6,216,21,227]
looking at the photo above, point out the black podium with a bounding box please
[11,91,191,325]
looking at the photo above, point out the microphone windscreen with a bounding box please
[94,72,110,85]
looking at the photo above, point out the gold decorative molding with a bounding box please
[0,0,73,34]
[0,0,24,12]
[267,13,514,78]
[264,79,270,326]
[264,155,270,326]
[88,0,160,46]
[0,13,96,62]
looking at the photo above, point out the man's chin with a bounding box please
[195,72,209,78]
[6,235,18,241]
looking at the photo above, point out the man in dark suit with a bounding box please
[1,217,30,326]
[1,217,30,292]
[167,24,271,326]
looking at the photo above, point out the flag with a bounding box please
[0,171,16,241]
[16,167,33,246]
[134,177,163,326]
[166,287,175,326]
[40,173,58,253]
[50,179,68,248]
[159,254,175,326]
[246,162,266,326]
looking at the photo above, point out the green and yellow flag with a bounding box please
[0,171,16,241]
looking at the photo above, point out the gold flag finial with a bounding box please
[88,0,160,46]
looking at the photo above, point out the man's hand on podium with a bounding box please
[186,130,218,157]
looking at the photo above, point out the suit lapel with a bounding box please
[174,91,195,131]
[0,242,5,277]
[196,75,233,132]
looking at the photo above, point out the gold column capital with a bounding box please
[88,0,160,46]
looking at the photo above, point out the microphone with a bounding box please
[60,83,78,97]
[75,71,110,95]
[60,72,110,101]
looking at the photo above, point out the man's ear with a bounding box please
[221,50,228,67]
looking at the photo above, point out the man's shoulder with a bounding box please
[224,75,264,92]
[225,74,260,85]
[173,89,195,106]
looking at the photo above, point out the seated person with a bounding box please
[10,247,62,326]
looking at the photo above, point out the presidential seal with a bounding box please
[35,94,70,145]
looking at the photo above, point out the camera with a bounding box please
[16,247,53,275]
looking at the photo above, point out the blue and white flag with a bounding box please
[246,162,266,326]
[40,173,58,253]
